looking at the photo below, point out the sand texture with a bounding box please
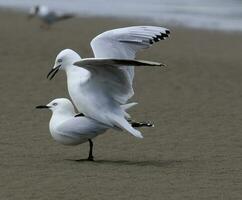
[0,10,242,200]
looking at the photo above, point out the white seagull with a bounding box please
[36,98,153,161]
[47,26,170,139]
[28,5,74,28]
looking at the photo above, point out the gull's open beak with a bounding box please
[47,65,61,80]
[36,105,50,109]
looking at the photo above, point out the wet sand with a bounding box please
[0,10,242,200]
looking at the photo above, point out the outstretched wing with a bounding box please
[91,26,170,59]
[90,26,170,102]
[74,58,162,104]
[76,58,164,67]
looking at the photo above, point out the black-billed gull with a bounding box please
[36,98,153,161]
[47,26,170,138]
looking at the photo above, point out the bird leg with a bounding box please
[87,139,94,161]
[129,120,154,128]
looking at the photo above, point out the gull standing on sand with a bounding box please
[28,5,74,29]
[47,26,170,138]
[36,98,153,160]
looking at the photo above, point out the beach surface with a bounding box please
[0,10,242,200]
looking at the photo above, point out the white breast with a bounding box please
[49,114,81,145]
[66,66,91,113]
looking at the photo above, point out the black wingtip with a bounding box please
[161,33,168,38]
[156,35,164,40]
[149,39,154,44]
[151,31,170,44]
[153,37,159,42]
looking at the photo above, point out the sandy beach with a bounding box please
[0,10,242,199]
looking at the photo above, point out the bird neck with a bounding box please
[65,64,79,75]
[65,65,90,83]
[49,110,75,131]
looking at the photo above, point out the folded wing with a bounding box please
[57,117,108,139]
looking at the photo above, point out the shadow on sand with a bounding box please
[65,158,189,168]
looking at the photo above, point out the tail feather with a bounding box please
[121,102,138,119]
[121,102,138,110]
[110,115,143,138]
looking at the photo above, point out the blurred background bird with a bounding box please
[28,5,74,29]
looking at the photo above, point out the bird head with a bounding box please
[36,98,75,114]
[47,49,81,80]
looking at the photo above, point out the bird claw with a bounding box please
[87,156,94,161]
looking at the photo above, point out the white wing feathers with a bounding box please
[90,26,170,59]
[68,26,170,138]
[75,60,133,104]
[57,117,107,137]
[74,58,163,104]
[90,26,170,103]
[121,102,137,111]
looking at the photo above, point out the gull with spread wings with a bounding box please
[47,26,170,138]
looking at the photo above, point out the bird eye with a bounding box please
[57,59,62,63]
[53,103,58,106]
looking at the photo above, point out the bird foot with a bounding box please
[87,156,94,161]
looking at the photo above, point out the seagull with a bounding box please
[28,5,74,29]
[47,26,170,139]
[36,98,153,161]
